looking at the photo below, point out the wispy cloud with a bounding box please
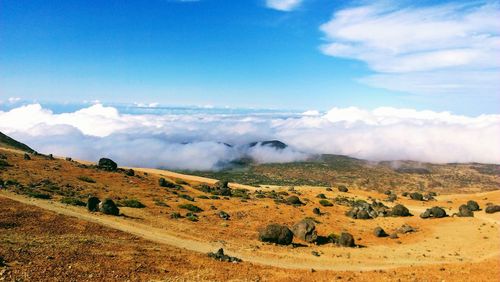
[1,103,499,170]
[266,0,303,11]
[319,1,500,97]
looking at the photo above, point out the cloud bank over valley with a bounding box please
[1,103,499,170]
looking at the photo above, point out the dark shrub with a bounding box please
[77,176,96,183]
[170,212,182,219]
[87,197,100,212]
[319,199,333,207]
[179,194,194,201]
[316,193,327,199]
[61,197,86,206]
[118,199,145,208]
[159,177,177,188]
[178,204,203,213]
[197,195,209,199]
[99,198,120,215]
[175,179,188,185]
[258,224,293,245]
[125,169,135,176]
[430,206,447,218]
[27,191,52,199]
[97,158,117,171]
[24,153,31,160]
[185,212,199,222]
[402,192,409,197]
[219,211,230,220]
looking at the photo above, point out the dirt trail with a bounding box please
[1,190,499,271]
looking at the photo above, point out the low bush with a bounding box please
[77,176,96,183]
[319,199,333,206]
[118,199,146,208]
[178,203,203,213]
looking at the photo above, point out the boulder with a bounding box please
[219,211,230,220]
[421,207,447,218]
[286,196,304,206]
[485,205,500,214]
[338,186,349,193]
[87,197,100,212]
[466,200,480,211]
[458,205,474,217]
[97,158,117,171]
[356,210,370,219]
[410,192,424,201]
[99,198,120,216]
[312,207,321,215]
[397,224,415,234]
[259,224,293,245]
[430,206,447,218]
[207,248,241,263]
[374,227,388,237]
[338,232,355,247]
[391,204,411,217]
[291,219,318,243]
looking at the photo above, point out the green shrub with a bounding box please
[77,176,96,183]
[60,197,86,206]
[179,194,194,201]
[197,195,209,199]
[178,204,203,213]
[175,178,188,185]
[185,213,199,222]
[170,212,182,219]
[27,191,52,199]
[118,199,146,208]
[319,199,333,207]
[154,199,169,207]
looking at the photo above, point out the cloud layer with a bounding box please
[320,1,500,97]
[1,103,499,170]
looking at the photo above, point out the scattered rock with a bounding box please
[99,198,120,216]
[97,158,117,171]
[421,206,447,219]
[207,248,241,263]
[219,211,230,220]
[338,232,355,247]
[286,196,304,206]
[87,197,100,212]
[457,205,474,217]
[259,224,294,245]
[391,204,411,217]
[374,227,388,237]
[466,200,480,211]
[312,207,321,215]
[389,233,399,239]
[23,153,31,160]
[397,224,415,234]
[338,186,349,193]
[485,205,500,214]
[291,219,318,243]
[410,192,424,201]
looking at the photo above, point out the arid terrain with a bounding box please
[1,136,499,281]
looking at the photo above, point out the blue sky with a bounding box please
[1,0,499,114]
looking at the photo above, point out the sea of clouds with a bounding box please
[0,103,499,170]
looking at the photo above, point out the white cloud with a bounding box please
[8,97,21,103]
[319,1,500,96]
[1,104,499,169]
[266,0,302,11]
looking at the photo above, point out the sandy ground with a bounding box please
[1,148,500,281]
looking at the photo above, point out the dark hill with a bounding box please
[0,132,36,153]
